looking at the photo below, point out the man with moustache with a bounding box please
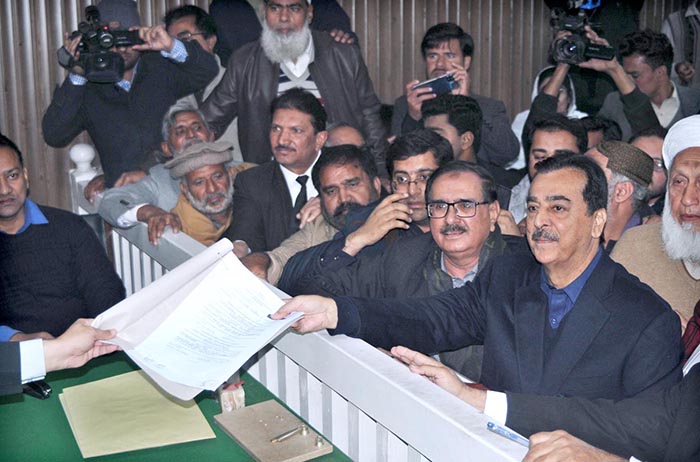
[630,126,668,214]
[242,144,381,284]
[277,129,453,294]
[297,161,527,380]
[274,155,683,401]
[612,115,700,325]
[224,89,328,252]
[201,0,387,171]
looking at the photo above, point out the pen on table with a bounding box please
[487,421,529,447]
[270,424,308,443]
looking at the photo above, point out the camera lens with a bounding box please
[97,30,114,49]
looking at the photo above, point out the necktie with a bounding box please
[683,299,700,364]
[291,175,308,228]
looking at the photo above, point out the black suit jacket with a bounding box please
[506,364,700,462]
[333,251,683,400]
[0,342,22,396]
[225,161,295,252]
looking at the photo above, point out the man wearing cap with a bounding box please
[42,0,218,193]
[160,140,238,247]
[611,115,700,324]
[585,141,654,251]
[201,0,387,173]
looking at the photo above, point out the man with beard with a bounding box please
[162,141,236,246]
[611,115,700,325]
[201,0,387,172]
[274,155,683,402]
[224,88,328,252]
[242,144,381,284]
[277,129,453,294]
[42,0,218,191]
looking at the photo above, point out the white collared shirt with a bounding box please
[282,34,315,79]
[279,150,321,205]
[652,82,681,128]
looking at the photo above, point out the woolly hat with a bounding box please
[96,0,141,29]
[165,141,233,178]
[596,140,653,187]
[663,115,700,170]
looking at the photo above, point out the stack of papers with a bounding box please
[60,370,215,458]
[93,239,302,400]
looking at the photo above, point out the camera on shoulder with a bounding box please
[550,1,615,65]
[58,5,143,83]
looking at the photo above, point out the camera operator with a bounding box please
[525,27,700,145]
[42,0,218,201]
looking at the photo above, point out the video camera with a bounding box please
[551,1,615,65]
[58,5,143,83]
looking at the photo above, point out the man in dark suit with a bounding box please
[224,88,328,252]
[391,23,519,182]
[1,319,117,397]
[274,155,683,400]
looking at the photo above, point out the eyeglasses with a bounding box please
[391,172,433,190]
[176,31,207,41]
[652,158,665,171]
[426,200,489,219]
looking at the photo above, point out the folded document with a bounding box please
[93,239,302,400]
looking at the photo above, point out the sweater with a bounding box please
[0,206,125,336]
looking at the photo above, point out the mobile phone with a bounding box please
[412,74,458,96]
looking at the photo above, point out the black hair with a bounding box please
[0,134,23,167]
[629,125,668,144]
[619,29,674,76]
[425,160,497,204]
[422,94,483,154]
[164,5,217,38]
[580,116,622,142]
[421,23,474,59]
[384,129,453,177]
[534,155,608,215]
[311,144,378,191]
[270,88,327,134]
[523,114,588,158]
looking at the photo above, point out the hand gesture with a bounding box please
[137,205,182,245]
[676,61,695,85]
[114,170,147,187]
[342,192,411,256]
[405,80,436,121]
[297,196,322,229]
[524,430,626,462]
[84,175,106,204]
[390,346,486,410]
[329,29,355,44]
[132,25,174,53]
[271,295,339,333]
[43,319,118,372]
[60,32,84,75]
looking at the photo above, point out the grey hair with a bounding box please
[160,104,210,141]
[608,172,648,212]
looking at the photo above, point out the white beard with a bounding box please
[661,196,700,262]
[261,19,311,64]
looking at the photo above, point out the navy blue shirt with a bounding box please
[539,248,603,330]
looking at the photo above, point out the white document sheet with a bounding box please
[94,239,301,400]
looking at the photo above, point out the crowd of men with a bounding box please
[1,1,699,461]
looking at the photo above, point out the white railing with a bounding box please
[71,156,528,462]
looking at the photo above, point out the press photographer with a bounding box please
[42,0,217,195]
[523,17,699,145]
